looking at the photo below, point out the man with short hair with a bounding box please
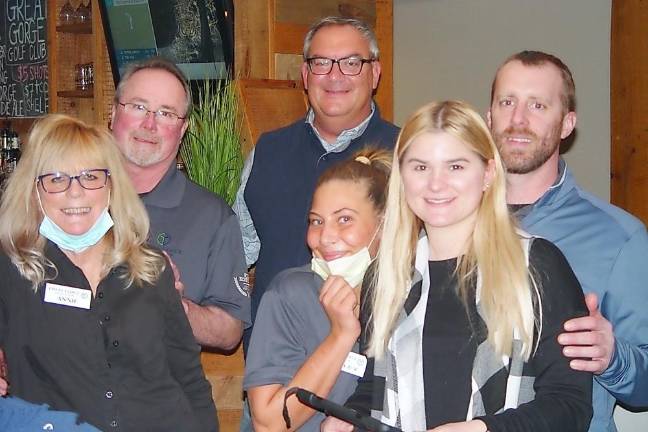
[235,16,399,343]
[488,50,648,431]
[111,57,250,350]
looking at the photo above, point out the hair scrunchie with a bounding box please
[355,155,371,165]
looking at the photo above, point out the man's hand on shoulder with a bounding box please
[0,349,8,395]
[184,299,243,350]
[163,251,185,297]
[558,293,615,375]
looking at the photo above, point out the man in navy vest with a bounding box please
[234,16,399,348]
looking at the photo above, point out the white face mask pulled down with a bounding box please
[310,226,380,287]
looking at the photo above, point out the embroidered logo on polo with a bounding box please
[234,273,250,297]
[149,232,181,255]
[156,232,171,247]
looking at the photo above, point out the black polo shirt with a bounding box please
[0,242,217,431]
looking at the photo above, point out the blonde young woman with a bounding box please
[244,148,391,432]
[324,101,592,432]
[0,115,216,431]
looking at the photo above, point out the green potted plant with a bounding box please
[181,78,243,205]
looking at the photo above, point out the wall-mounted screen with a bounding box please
[99,0,233,85]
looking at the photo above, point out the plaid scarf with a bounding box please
[371,232,538,431]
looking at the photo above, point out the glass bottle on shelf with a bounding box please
[0,124,7,151]
[0,123,11,175]
[7,128,21,172]
[75,1,92,25]
[59,0,75,25]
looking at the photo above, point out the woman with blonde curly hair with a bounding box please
[324,101,592,432]
[0,114,216,431]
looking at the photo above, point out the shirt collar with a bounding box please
[305,102,375,153]
[511,158,567,218]
[139,164,185,209]
[550,158,567,190]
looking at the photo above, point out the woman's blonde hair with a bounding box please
[0,114,165,290]
[315,147,392,215]
[367,101,539,360]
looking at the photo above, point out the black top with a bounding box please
[0,242,217,432]
[424,259,479,427]
[348,238,592,432]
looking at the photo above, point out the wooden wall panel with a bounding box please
[235,0,271,78]
[610,0,648,225]
[47,0,60,116]
[275,0,375,24]
[237,78,307,155]
[272,22,308,55]
[274,53,303,80]
[202,348,245,432]
[92,0,115,128]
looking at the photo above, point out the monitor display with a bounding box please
[99,0,233,84]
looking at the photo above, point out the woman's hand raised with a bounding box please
[319,276,361,341]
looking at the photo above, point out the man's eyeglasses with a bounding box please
[37,169,111,194]
[306,56,374,76]
[118,102,186,126]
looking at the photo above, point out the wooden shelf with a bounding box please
[57,89,94,98]
[48,0,115,125]
[56,22,92,34]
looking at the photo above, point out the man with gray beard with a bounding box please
[110,56,250,350]
[488,50,648,432]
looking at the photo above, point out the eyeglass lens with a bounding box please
[40,170,109,193]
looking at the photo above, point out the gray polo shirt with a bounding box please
[244,265,360,431]
[141,165,251,327]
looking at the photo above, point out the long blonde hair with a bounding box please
[0,114,165,290]
[367,101,538,360]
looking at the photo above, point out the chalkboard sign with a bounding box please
[0,0,48,118]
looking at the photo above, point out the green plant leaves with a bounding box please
[180,79,243,205]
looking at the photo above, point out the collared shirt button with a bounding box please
[104,315,111,321]
[105,390,113,399]
[112,340,119,347]
[107,362,111,368]
[110,420,118,428]
[97,292,104,299]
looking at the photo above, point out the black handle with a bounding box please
[295,388,401,432]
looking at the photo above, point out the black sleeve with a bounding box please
[0,253,15,347]
[161,263,218,432]
[479,238,593,432]
[345,268,382,415]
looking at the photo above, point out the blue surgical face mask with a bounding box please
[37,190,114,253]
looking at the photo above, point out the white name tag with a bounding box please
[341,351,367,377]
[44,283,92,310]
